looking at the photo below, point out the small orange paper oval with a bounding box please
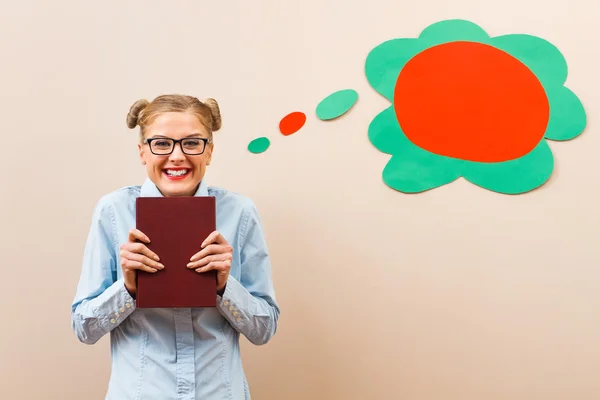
[279,111,306,136]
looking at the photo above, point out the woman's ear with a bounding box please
[138,142,146,165]
[205,143,214,166]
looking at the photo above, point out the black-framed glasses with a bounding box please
[143,137,211,155]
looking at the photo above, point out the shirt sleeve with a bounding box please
[216,200,280,345]
[71,197,136,345]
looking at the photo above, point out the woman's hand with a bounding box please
[119,228,164,297]
[187,231,232,294]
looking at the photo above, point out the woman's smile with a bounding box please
[163,167,191,180]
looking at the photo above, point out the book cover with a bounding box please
[135,196,217,308]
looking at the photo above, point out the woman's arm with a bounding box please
[71,197,136,345]
[216,200,280,345]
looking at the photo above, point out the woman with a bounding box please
[71,94,280,399]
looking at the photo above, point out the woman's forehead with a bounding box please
[146,112,209,136]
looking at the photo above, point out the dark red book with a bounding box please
[135,196,217,308]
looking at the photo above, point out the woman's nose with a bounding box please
[169,142,186,160]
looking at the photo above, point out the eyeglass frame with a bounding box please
[143,136,212,155]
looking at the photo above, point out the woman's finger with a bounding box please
[121,242,160,262]
[195,259,231,274]
[121,258,158,273]
[190,244,233,262]
[201,230,227,248]
[120,250,164,270]
[187,253,232,269]
[129,228,150,244]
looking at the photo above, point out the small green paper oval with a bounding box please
[316,89,359,120]
[248,137,270,154]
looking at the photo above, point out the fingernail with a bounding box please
[158,263,164,269]
[187,263,193,267]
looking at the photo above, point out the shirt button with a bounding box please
[223,300,229,306]
[232,311,238,316]
[110,318,116,324]
[236,317,242,322]
[125,303,131,308]
[120,307,125,313]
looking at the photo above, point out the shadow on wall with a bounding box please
[240,206,343,398]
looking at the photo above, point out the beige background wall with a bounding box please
[1,1,599,399]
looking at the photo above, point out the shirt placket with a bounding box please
[174,308,195,400]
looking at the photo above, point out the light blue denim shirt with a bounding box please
[71,178,280,400]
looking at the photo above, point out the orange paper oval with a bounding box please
[393,41,550,162]
[279,111,306,136]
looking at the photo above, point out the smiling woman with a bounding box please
[71,94,280,399]
[127,95,221,197]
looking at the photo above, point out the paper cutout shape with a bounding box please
[316,89,359,120]
[248,137,270,154]
[395,41,549,162]
[365,19,586,194]
[279,111,306,136]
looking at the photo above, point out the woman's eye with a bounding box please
[183,140,201,147]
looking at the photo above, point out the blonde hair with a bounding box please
[126,94,222,141]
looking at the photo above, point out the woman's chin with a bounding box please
[158,178,199,197]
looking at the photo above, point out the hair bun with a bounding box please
[203,98,222,132]
[126,99,150,129]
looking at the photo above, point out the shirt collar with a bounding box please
[139,178,209,198]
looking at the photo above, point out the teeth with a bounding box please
[165,169,188,176]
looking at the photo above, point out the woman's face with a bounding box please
[138,111,213,197]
